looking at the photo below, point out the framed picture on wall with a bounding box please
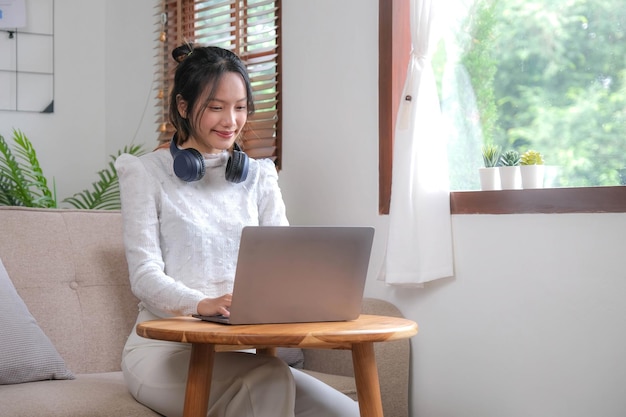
[0,0,54,113]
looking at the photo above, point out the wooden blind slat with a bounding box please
[245,54,278,65]
[195,19,235,32]
[250,73,277,83]
[253,103,278,113]
[194,10,234,20]
[246,115,277,126]
[244,135,276,144]
[252,87,278,97]
[244,0,274,9]
[244,131,275,141]
[242,15,276,27]
[245,148,277,159]
[194,1,234,16]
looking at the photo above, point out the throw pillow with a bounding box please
[0,258,75,384]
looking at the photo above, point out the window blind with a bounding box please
[156,0,282,166]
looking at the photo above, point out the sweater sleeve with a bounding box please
[256,159,289,226]
[115,154,207,317]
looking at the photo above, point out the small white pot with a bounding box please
[520,165,545,189]
[499,166,521,190]
[478,167,500,190]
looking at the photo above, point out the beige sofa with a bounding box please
[0,206,410,417]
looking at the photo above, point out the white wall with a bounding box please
[414,213,626,416]
[2,1,625,416]
[0,0,156,202]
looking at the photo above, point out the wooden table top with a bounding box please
[137,314,418,349]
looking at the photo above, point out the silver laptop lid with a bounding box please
[225,226,375,325]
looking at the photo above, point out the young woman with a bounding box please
[115,45,359,417]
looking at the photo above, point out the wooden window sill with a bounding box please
[450,186,626,214]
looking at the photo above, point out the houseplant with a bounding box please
[0,129,56,207]
[0,129,144,209]
[520,150,545,189]
[479,144,501,190]
[499,149,521,189]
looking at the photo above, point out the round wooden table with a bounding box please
[137,314,418,417]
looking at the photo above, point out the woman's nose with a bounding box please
[222,110,237,127]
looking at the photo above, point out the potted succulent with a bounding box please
[479,144,501,190]
[520,150,545,189]
[498,149,521,189]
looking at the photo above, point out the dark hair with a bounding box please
[169,45,255,144]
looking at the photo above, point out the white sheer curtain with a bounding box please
[381,0,454,287]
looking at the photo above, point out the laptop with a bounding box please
[193,225,375,325]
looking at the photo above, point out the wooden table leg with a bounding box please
[352,342,384,417]
[256,347,277,356]
[183,343,215,417]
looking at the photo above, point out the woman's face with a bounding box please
[178,72,248,154]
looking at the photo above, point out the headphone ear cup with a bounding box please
[225,145,249,184]
[170,140,206,182]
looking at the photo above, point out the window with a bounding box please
[380,0,626,215]
[156,0,282,166]
[437,0,626,190]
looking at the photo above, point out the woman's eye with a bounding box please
[209,106,222,111]
[236,106,247,111]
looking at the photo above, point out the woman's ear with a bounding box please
[176,94,188,118]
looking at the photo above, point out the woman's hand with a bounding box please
[197,294,232,317]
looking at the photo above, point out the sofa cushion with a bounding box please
[0,372,162,416]
[0,207,139,375]
[277,347,304,369]
[0,258,75,384]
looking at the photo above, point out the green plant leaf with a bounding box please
[500,149,521,166]
[0,131,36,207]
[0,175,22,206]
[520,150,544,165]
[10,129,56,207]
[1,130,143,210]
[482,144,501,167]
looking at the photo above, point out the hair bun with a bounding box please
[172,43,194,63]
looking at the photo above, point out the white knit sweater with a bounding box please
[115,149,288,317]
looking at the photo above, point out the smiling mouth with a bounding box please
[215,130,235,138]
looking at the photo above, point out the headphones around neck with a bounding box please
[169,136,249,183]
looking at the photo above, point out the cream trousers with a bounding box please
[122,307,359,417]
